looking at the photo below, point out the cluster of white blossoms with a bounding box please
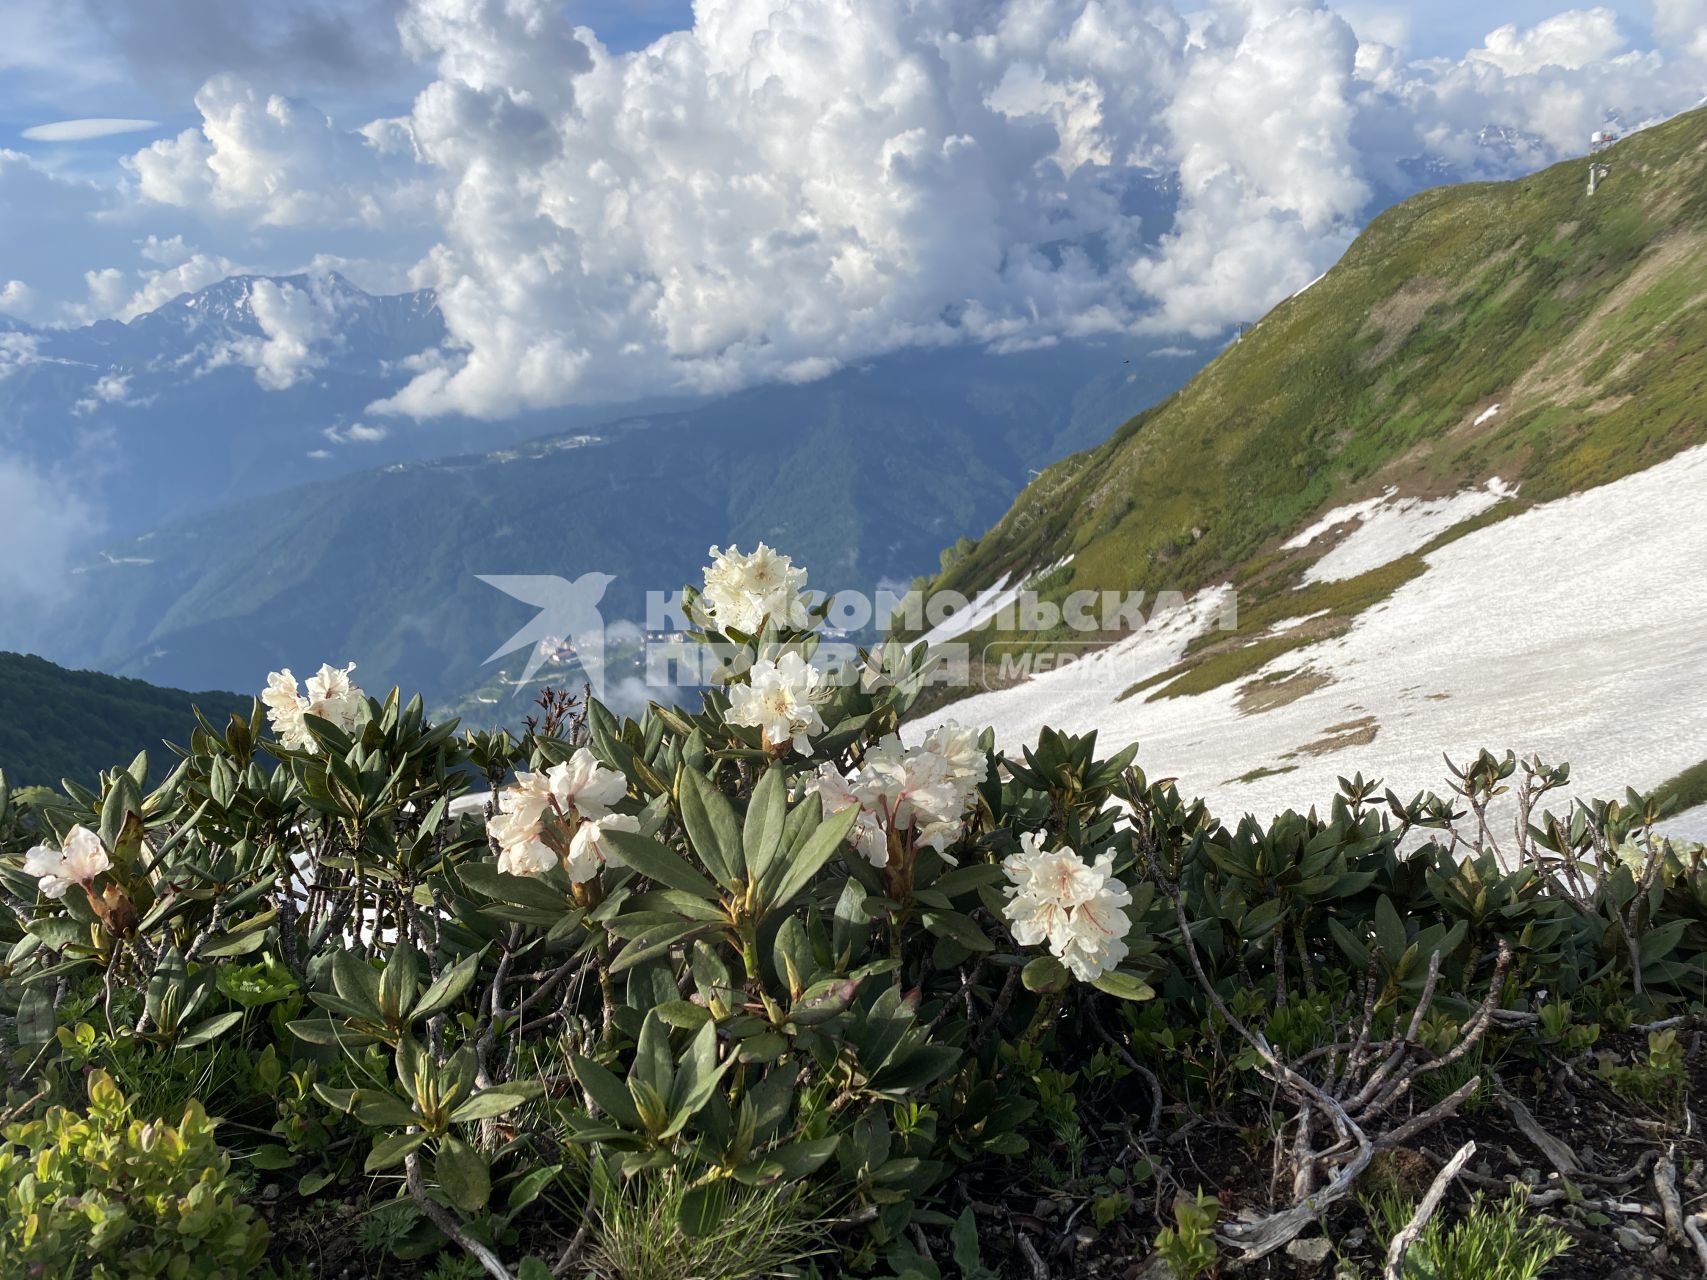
[262,663,366,751]
[488,747,636,882]
[23,825,111,900]
[727,652,828,755]
[699,543,811,635]
[1001,833,1132,981]
[808,723,987,868]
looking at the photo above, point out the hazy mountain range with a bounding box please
[0,272,704,543]
[2,280,1206,715]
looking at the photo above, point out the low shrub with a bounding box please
[0,1069,268,1279]
[0,543,1701,1279]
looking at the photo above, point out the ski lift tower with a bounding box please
[1587,129,1616,195]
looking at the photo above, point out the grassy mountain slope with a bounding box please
[24,340,1201,717]
[0,653,247,789]
[919,107,1707,685]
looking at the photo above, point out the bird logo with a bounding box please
[476,572,616,698]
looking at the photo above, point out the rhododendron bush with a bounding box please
[1,547,1704,1280]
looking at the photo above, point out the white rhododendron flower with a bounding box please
[22,825,111,899]
[808,724,987,867]
[920,723,987,790]
[700,543,810,635]
[492,816,559,878]
[304,662,365,729]
[262,663,365,750]
[261,670,311,749]
[545,747,628,818]
[565,813,641,883]
[728,652,827,755]
[487,747,630,878]
[498,769,557,829]
[1001,832,1132,981]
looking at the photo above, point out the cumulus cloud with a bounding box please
[1469,8,1629,73]
[114,247,244,321]
[1653,0,1707,62]
[208,277,340,388]
[68,249,245,324]
[71,373,151,413]
[127,73,427,226]
[0,280,35,319]
[67,0,1707,416]
[0,331,44,378]
[322,420,389,443]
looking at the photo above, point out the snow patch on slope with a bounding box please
[1660,804,1707,845]
[920,557,1074,649]
[920,575,1014,649]
[1293,479,1517,584]
[910,447,1707,825]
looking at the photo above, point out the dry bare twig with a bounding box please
[1384,1139,1476,1280]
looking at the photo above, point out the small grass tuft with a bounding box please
[586,1174,832,1280]
[1367,1186,1572,1280]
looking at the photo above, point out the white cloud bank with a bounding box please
[0,457,99,604]
[49,1,1707,415]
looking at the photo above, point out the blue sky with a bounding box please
[1,0,1703,413]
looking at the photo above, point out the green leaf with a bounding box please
[378,943,420,1022]
[761,1136,839,1181]
[313,1083,358,1115]
[24,917,88,951]
[199,929,269,959]
[920,909,994,952]
[354,1091,424,1129]
[679,767,743,888]
[678,1182,725,1238]
[332,949,383,1020]
[458,863,571,912]
[412,947,487,1022]
[661,1021,731,1138]
[1640,918,1690,966]
[365,1130,429,1172]
[177,1010,244,1049]
[570,1055,643,1129]
[1021,955,1071,994]
[633,1011,675,1108]
[449,1081,543,1123]
[507,1165,563,1213]
[740,767,788,889]
[1374,895,1406,962]
[763,803,860,913]
[610,920,714,974]
[950,1207,987,1278]
[15,986,55,1045]
[653,999,714,1030]
[735,1032,789,1064]
[790,976,861,1026]
[602,827,721,900]
[435,1135,490,1212]
[1090,970,1155,1002]
[831,877,872,962]
[249,1144,297,1171]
